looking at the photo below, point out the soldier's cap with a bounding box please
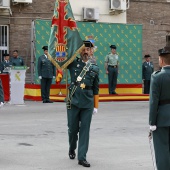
[144,54,151,58]
[110,45,117,49]
[42,46,48,51]
[83,41,94,48]
[3,53,10,57]
[158,46,170,56]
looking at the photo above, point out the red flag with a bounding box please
[56,69,63,84]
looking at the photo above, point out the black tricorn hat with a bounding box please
[42,46,48,50]
[158,46,170,56]
[3,53,10,57]
[110,45,117,49]
[83,41,94,48]
[144,54,151,58]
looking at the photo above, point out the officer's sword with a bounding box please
[148,131,157,170]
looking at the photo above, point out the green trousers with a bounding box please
[0,80,4,102]
[153,127,170,170]
[67,104,93,161]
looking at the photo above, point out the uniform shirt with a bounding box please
[67,58,99,108]
[11,57,24,66]
[0,60,13,73]
[37,54,56,78]
[149,66,170,126]
[142,61,154,80]
[105,53,118,66]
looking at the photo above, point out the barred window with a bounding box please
[0,25,9,62]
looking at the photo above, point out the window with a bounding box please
[166,35,170,47]
[0,25,9,62]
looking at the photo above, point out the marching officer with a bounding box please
[67,41,99,167]
[37,46,56,103]
[142,54,154,94]
[105,45,119,94]
[11,50,24,66]
[0,53,12,73]
[149,46,170,170]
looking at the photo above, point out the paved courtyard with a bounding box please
[0,101,153,170]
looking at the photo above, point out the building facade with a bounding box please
[0,0,170,82]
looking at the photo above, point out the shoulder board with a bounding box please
[153,70,160,74]
[91,64,99,73]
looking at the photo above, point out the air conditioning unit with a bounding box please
[0,0,10,7]
[83,8,99,21]
[12,0,32,3]
[110,0,126,10]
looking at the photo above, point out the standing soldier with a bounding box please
[0,78,4,107]
[67,41,99,167]
[105,45,119,94]
[142,54,154,94]
[149,47,170,170]
[37,46,56,103]
[0,53,13,73]
[11,50,24,66]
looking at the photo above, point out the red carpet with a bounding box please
[50,94,149,102]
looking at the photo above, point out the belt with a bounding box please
[73,82,92,90]
[159,99,170,105]
[108,65,117,68]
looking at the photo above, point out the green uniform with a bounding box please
[0,79,4,103]
[142,61,154,94]
[0,60,13,73]
[11,56,24,66]
[67,58,99,161]
[37,54,56,102]
[149,66,170,170]
[105,53,118,94]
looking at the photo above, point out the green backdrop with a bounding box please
[34,19,142,84]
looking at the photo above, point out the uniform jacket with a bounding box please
[142,61,154,80]
[149,66,170,126]
[37,54,56,78]
[0,60,13,73]
[68,58,99,108]
[11,57,24,66]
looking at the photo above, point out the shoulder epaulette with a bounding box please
[91,64,99,73]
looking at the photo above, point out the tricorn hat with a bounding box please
[144,54,151,58]
[83,41,94,48]
[110,45,117,49]
[158,47,170,56]
[42,46,48,51]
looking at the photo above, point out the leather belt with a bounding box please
[109,65,117,68]
[73,82,92,90]
[159,99,170,105]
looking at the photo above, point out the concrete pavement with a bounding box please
[0,101,153,170]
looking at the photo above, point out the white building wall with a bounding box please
[70,0,127,23]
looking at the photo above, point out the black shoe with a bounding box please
[46,100,53,103]
[69,150,76,159]
[78,160,90,167]
[112,92,118,95]
[43,100,47,103]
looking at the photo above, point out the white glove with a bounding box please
[150,125,157,131]
[53,76,55,79]
[0,102,4,108]
[39,76,42,79]
[93,108,98,115]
